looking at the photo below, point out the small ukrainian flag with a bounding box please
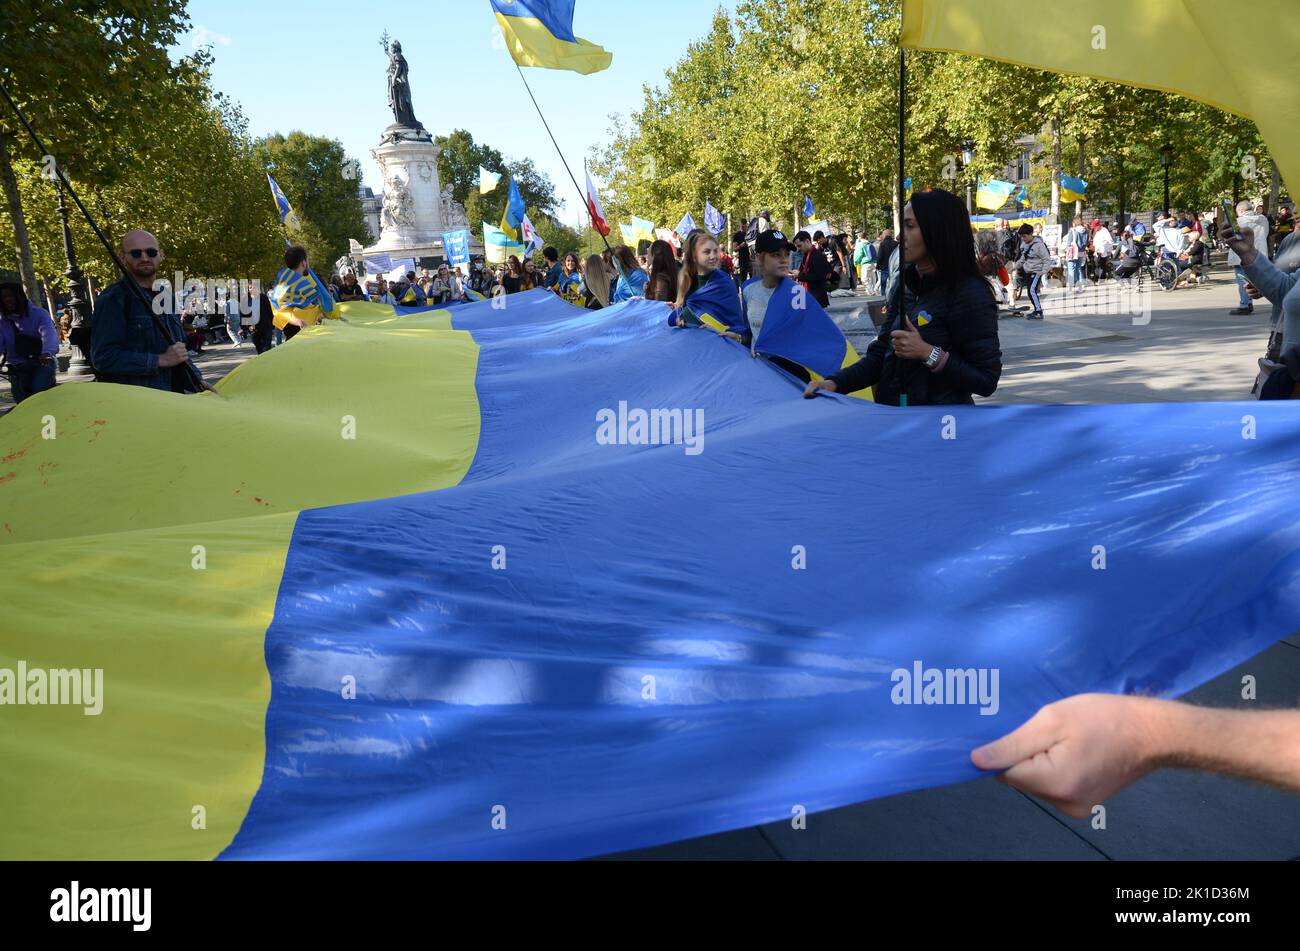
[491,0,612,75]
[267,173,300,230]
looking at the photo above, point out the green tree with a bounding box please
[0,0,197,296]
[252,132,370,271]
[435,129,560,239]
[5,57,283,302]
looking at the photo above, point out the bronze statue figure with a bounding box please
[387,41,418,128]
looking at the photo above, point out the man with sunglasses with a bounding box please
[91,229,206,393]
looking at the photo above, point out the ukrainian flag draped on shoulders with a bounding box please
[671,268,746,338]
[746,276,871,400]
[269,267,336,330]
[491,0,612,75]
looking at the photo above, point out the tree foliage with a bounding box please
[590,0,1279,234]
[252,132,370,272]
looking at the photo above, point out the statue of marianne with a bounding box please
[386,41,419,128]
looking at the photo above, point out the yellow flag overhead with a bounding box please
[901,0,1299,193]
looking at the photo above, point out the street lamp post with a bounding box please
[1160,144,1173,216]
[962,139,976,214]
[57,179,94,377]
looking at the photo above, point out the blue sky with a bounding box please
[180,0,736,226]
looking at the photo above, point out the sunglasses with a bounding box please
[127,248,160,259]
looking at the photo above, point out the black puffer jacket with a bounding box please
[830,266,1002,406]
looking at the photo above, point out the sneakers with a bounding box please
[1027,312,1044,320]
[1229,307,1254,316]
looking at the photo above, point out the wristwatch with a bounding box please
[924,345,942,369]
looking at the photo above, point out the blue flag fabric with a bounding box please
[1060,174,1089,202]
[803,195,815,218]
[704,202,725,236]
[676,212,698,240]
[670,267,746,335]
[502,177,527,238]
[208,292,1300,860]
[748,277,851,378]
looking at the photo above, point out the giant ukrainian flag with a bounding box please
[491,0,612,75]
[901,0,1299,193]
[2,291,1299,859]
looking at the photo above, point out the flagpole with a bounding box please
[895,44,911,408]
[585,158,593,257]
[510,60,613,256]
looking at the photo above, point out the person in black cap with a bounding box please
[742,229,797,344]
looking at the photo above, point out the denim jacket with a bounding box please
[90,278,202,391]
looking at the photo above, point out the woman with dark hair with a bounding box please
[500,256,524,294]
[644,239,679,302]
[804,189,1001,406]
[611,245,648,302]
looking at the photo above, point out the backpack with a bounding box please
[1072,227,1089,252]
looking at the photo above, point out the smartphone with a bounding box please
[1221,198,1239,233]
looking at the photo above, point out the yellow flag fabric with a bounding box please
[493,10,612,75]
[901,0,1299,194]
[0,303,480,858]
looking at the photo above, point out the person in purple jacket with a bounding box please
[0,281,59,404]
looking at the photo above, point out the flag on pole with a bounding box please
[1060,174,1089,203]
[676,212,698,240]
[490,0,613,75]
[655,227,681,252]
[484,221,528,265]
[1015,184,1030,207]
[584,170,609,236]
[630,216,656,243]
[975,179,1017,211]
[500,177,527,242]
[479,166,502,194]
[521,214,542,255]
[802,195,815,219]
[267,174,300,230]
[704,202,725,236]
[903,177,913,202]
[900,0,1300,195]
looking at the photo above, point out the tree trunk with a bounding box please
[1075,138,1086,219]
[0,130,38,297]
[1050,117,1062,225]
[1269,163,1281,216]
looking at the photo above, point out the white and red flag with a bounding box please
[585,170,609,237]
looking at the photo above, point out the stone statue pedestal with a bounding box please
[368,138,445,253]
[362,136,482,268]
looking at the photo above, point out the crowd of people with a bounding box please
[4,194,1298,410]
